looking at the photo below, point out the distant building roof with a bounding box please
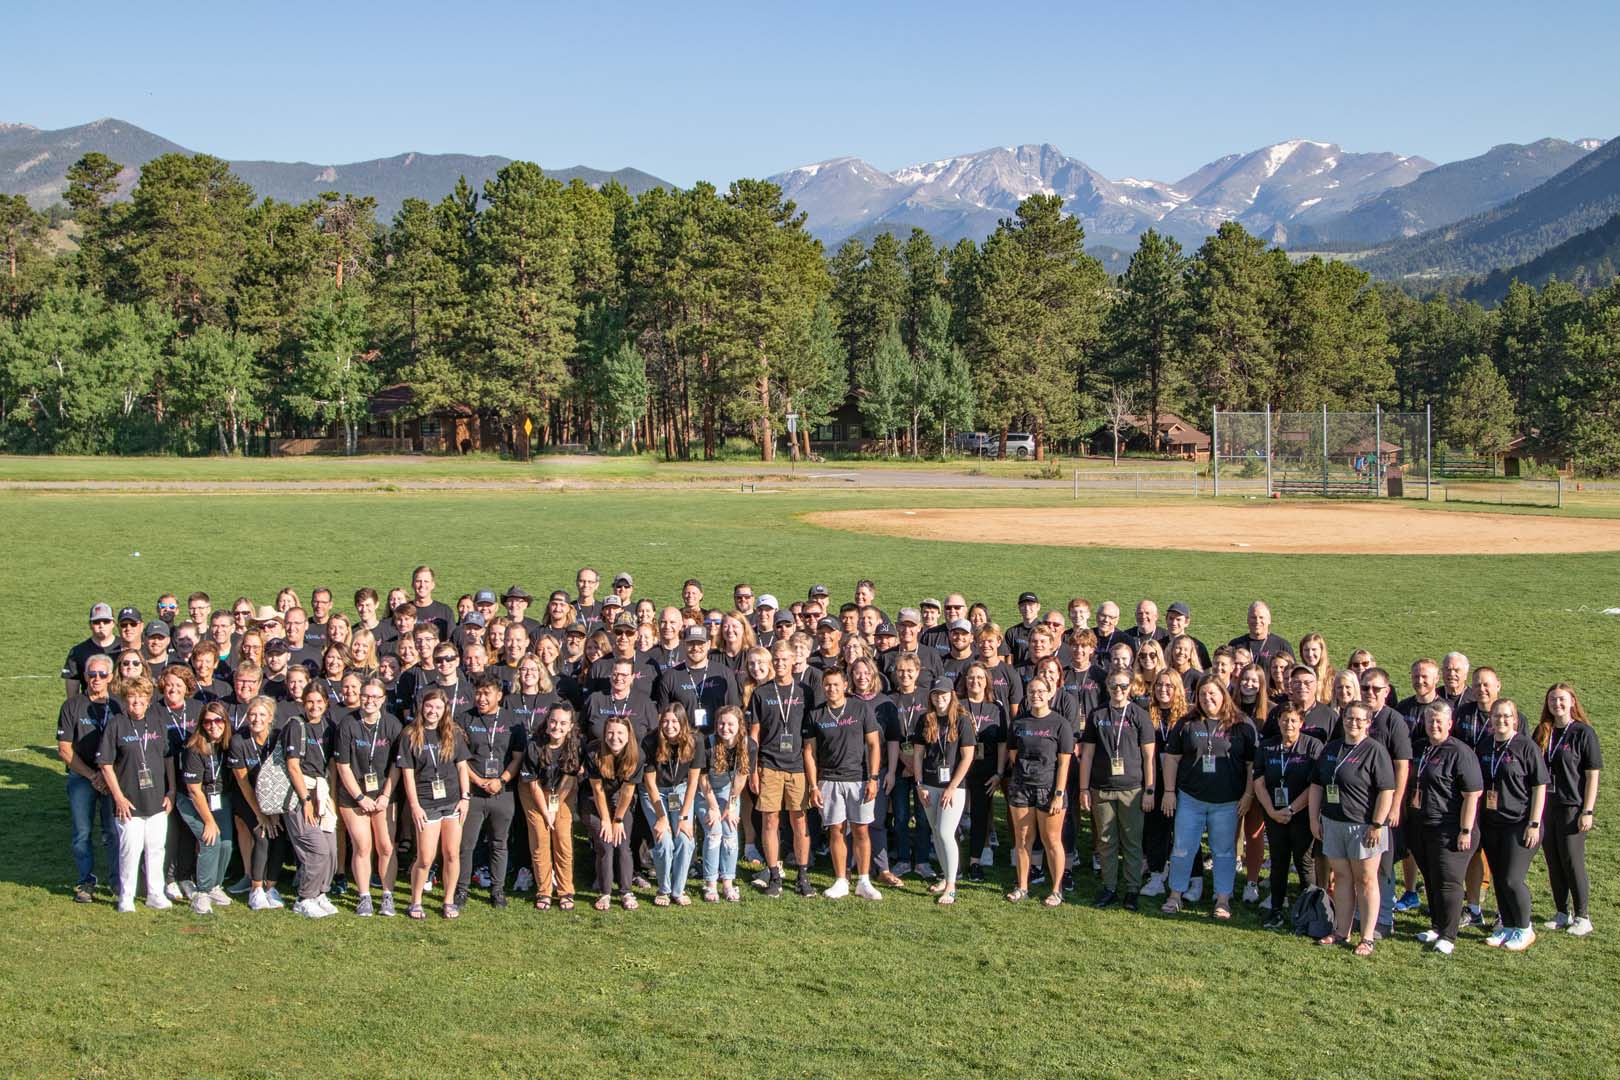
[369,383,475,420]
[1120,412,1210,449]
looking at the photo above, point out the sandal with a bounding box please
[703,887,720,903]
[558,896,574,911]
[653,893,671,908]
[937,891,956,906]
[1317,933,1348,946]
[534,897,551,911]
[407,903,424,920]
[724,884,741,903]
[1213,904,1232,921]
[1353,938,1376,957]
[443,903,460,920]
[1005,888,1029,903]
[1161,896,1183,915]
[674,893,691,907]
[878,872,905,888]
[593,895,611,911]
[1043,892,1063,908]
[928,880,949,895]
[621,893,638,911]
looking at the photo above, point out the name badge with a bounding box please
[486,753,499,779]
[1324,783,1340,805]
[431,777,447,801]
[364,771,380,794]
[777,733,794,754]
[1484,790,1499,811]
[137,762,155,790]
[692,707,708,730]
[936,766,951,785]
[209,791,223,812]
[1272,786,1289,810]
[1201,754,1217,774]
[548,795,560,815]
[1110,757,1126,777]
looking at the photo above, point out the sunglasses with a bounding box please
[202,718,227,726]
[86,671,111,679]
[435,656,458,664]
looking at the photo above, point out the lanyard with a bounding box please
[204,750,221,790]
[162,702,189,740]
[1547,724,1572,764]
[1272,740,1298,779]
[425,742,440,777]
[357,717,382,772]
[1107,707,1128,761]
[1487,740,1510,785]
[771,684,794,733]
[1197,718,1223,764]
[1332,740,1369,786]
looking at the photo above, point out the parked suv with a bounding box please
[991,432,1036,459]
[953,431,992,455]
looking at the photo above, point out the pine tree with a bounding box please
[598,340,651,451]
[1438,353,1518,455]
[1185,222,1278,412]
[284,284,378,454]
[63,152,123,292]
[167,324,265,453]
[1107,229,1186,450]
[118,154,254,329]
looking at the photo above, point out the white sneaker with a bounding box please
[1415,929,1440,944]
[1484,927,1509,947]
[191,894,212,915]
[1544,911,1571,930]
[915,862,936,880]
[266,887,286,908]
[115,899,135,913]
[248,887,270,911]
[854,879,883,901]
[823,877,850,900]
[145,894,172,911]
[1503,927,1537,951]
[1432,938,1455,955]
[316,895,338,916]
[206,887,232,907]
[892,861,912,877]
[226,875,253,895]
[179,879,197,899]
[1241,881,1260,904]
[293,898,329,919]
[1568,917,1594,937]
[1185,877,1204,903]
[979,845,993,866]
[1140,871,1165,897]
[164,881,184,901]
[514,868,535,892]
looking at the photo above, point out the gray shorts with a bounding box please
[820,780,875,826]
[1322,817,1387,861]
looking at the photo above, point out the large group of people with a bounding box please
[56,570,1601,954]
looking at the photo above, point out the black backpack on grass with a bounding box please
[1291,885,1334,938]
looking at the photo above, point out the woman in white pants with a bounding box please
[915,678,976,905]
[96,676,175,912]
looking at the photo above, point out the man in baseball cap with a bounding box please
[141,621,173,670]
[63,603,120,697]
[1007,593,1042,666]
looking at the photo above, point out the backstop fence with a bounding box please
[1211,405,1433,500]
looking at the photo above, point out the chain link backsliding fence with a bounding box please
[1211,406,1433,499]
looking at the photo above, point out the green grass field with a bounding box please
[2,485,1618,1079]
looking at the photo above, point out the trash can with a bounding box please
[1386,465,1404,498]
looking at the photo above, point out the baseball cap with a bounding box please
[816,617,840,631]
[549,589,570,603]
[118,606,142,625]
[264,638,290,656]
[948,618,973,633]
[566,621,589,636]
[90,603,114,622]
[757,594,779,609]
[1018,592,1039,605]
[601,593,624,608]
[876,620,897,636]
[612,572,633,587]
[683,625,709,643]
[808,584,830,599]
[475,589,498,605]
[462,612,486,628]
[930,676,958,695]
[502,586,532,601]
[920,598,942,610]
[897,607,921,625]
[1168,602,1191,618]
[773,611,796,627]
[144,621,170,639]
[612,614,638,631]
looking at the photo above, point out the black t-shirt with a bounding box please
[1452,700,1495,753]
[886,688,929,760]
[583,693,658,747]
[333,713,403,795]
[961,698,1008,760]
[413,600,455,638]
[520,739,577,793]
[1083,703,1155,791]
[226,731,272,791]
[586,653,660,700]
[705,734,756,790]
[1252,734,1324,803]
[396,729,470,812]
[1265,703,1334,743]
[655,663,740,735]
[1228,633,1293,666]
[1542,721,1602,807]
[1334,706,1415,765]
[95,712,171,817]
[1410,737,1484,828]
[1165,715,1257,803]
[458,709,525,785]
[1009,711,1076,790]
[586,752,640,813]
[878,648,943,686]
[1313,737,1395,825]
[1480,733,1549,828]
[641,731,707,790]
[747,680,810,772]
[1394,694,1436,736]
[982,661,1026,718]
[282,716,333,780]
[804,698,879,782]
[647,643,684,674]
[56,695,122,769]
[61,637,118,695]
[503,689,562,735]
[179,744,229,800]
[153,698,202,755]
[918,711,978,786]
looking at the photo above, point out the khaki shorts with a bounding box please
[757,768,808,812]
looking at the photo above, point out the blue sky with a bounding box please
[10,0,1618,186]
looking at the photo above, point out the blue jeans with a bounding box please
[641,782,695,896]
[892,775,934,866]
[1169,792,1238,897]
[695,778,739,884]
[67,772,118,890]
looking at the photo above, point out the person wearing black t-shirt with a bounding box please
[884,651,935,880]
[454,675,525,910]
[1079,674,1156,909]
[1160,677,1257,920]
[1355,667,1415,934]
[958,663,1009,883]
[407,565,454,638]
[63,602,121,699]
[226,697,285,909]
[1005,677,1073,908]
[282,687,339,918]
[57,653,122,903]
[1251,705,1323,928]
[176,704,235,914]
[585,714,641,911]
[912,677,975,905]
[1227,601,1293,668]
[1478,700,1548,951]
[333,680,403,918]
[641,703,705,906]
[399,689,472,919]
[96,676,175,913]
[747,643,813,898]
[518,704,582,911]
[1536,684,1602,937]
[699,705,753,903]
[1310,702,1395,956]
[1407,701,1484,953]
[655,627,741,736]
[804,669,883,901]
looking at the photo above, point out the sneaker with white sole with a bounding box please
[205,887,231,907]
[265,887,286,908]
[248,888,270,911]
[1484,927,1509,947]
[316,895,339,916]
[1241,881,1260,904]
[377,894,395,917]
[1185,877,1204,903]
[823,877,850,900]
[514,868,535,892]
[164,881,184,902]
[293,898,329,919]
[1140,871,1165,897]
[855,879,883,901]
[145,894,172,911]
[1416,929,1440,944]
[1544,911,1571,931]
[979,846,992,866]
[355,894,375,917]
[915,862,936,880]
[191,894,212,915]
[226,875,253,895]
[1503,927,1537,951]
[1432,938,1455,955]
[1568,917,1594,937]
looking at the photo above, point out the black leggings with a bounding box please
[458,789,515,894]
[967,765,998,862]
[1264,814,1315,909]
[1480,823,1539,929]
[582,808,634,895]
[251,826,289,883]
[1545,803,1591,918]
[1144,799,1172,873]
[1414,821,1477,943]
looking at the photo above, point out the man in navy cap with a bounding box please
[63,603,120,698]
[1006,593,1041,666]
[1165,602,1211,668]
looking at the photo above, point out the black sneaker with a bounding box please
[1061,870,1076,893]
[453,886,469,908]
[491,889,508,909]
[1092,887,1118,909]
[1263,910,1288,931]
[764,873,783,899]
[795,871,817,898]
[967,864,986,883]
[1122,892,1139,912]
[1030,866,1047,886]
